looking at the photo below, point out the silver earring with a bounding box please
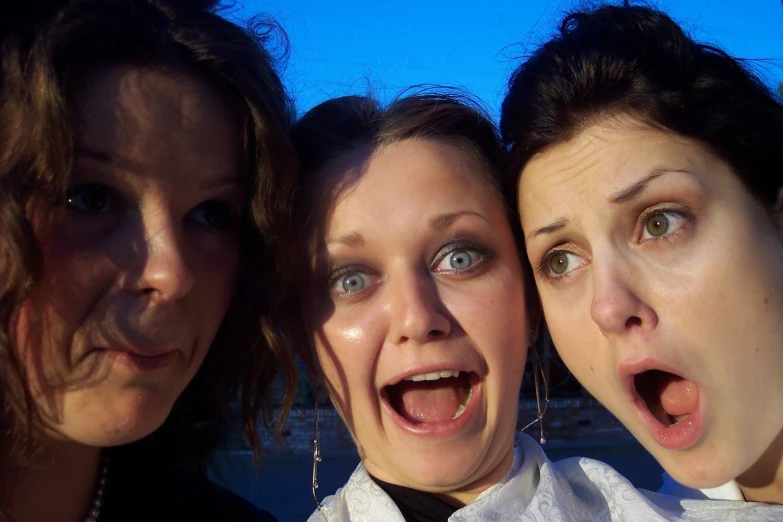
[311,381,327,519]
[520,346,549,444]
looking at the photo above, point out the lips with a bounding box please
[619,360,704,450]
[97,347,177,371]
[381,368,481,437]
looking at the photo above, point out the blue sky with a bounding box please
[230,1,783,119]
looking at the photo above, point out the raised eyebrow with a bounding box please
[526,218,568,241]
[430,210,488,230]
[608,169,692,204]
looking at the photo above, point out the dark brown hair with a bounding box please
[500,3,783,209]
[0,0,298,472]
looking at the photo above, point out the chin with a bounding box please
[652,442,740,490]
[400,447,494,492]
[59,389,179,448]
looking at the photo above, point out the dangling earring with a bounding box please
[520,341,550,444]
[311,381,326,519]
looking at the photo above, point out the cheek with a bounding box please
[194,245,241,316]
[313,312,382,408]
[541,299,605,382]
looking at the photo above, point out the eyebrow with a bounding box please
[526,218,569,241]
[75,146,242,191]
[325,211,487,248]
[609,170,662,204]
[326,232,365,248]
[196,173,243,192]
[526,168,693,241]
[430,210,488,230]
[75,146,145,173]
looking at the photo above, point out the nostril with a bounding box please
[625,316,642,328]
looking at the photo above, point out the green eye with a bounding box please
[549,252,570,275]
[645,212,670,237]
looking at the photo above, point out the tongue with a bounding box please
[396,380,463,424]
[658,376,699,417]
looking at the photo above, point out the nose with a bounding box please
[590,255,657,337]
[128,208,195,302]
[387,269,451,345]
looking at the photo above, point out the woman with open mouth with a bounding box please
[502,2,783,509]
[287,91,777,520]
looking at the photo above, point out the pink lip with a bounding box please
[618,358,704,450]
[100,349,176,371]
[380,371,482,438]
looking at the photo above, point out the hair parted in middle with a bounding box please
[0,0,299,471]
[287,89,541,371]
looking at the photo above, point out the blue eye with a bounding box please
[433,247,483,273]
[340,272,365,293]
[330,270,370,297]
[189,201,236,229]
[449,250,474,269]
[66,184,117,213]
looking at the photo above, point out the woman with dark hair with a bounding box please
[0,1,298,520]
[502,2,783,507]
[288,91,778,521]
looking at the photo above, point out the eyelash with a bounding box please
[66,183,241,231]
[326,239,494,300]
[637,205,692,242]
[431,240,493,274]
[535,205,693,283]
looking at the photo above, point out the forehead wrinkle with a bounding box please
[521,132,602,233]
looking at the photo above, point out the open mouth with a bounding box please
[634,369,698,427]
[382,370,476,425]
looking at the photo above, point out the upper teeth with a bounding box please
[404,370,461,382]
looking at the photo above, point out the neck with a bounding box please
[434,443,517,507]
[737,427,783,505]
[2,436,102,522]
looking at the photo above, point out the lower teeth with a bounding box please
[452,388,473,419]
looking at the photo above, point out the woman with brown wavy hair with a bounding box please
[0,1,298,520]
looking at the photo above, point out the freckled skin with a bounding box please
[519,116,783,502]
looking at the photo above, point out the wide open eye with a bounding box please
[66,184,118,214]
[329,269,374,299]
[641,211,687,240]
[433,249,482,272]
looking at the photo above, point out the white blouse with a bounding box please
[308,433,783,521]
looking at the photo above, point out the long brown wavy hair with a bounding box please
[0,0,298,474]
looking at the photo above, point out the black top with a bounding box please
[101,463,276,522]
[370,474,458,522]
